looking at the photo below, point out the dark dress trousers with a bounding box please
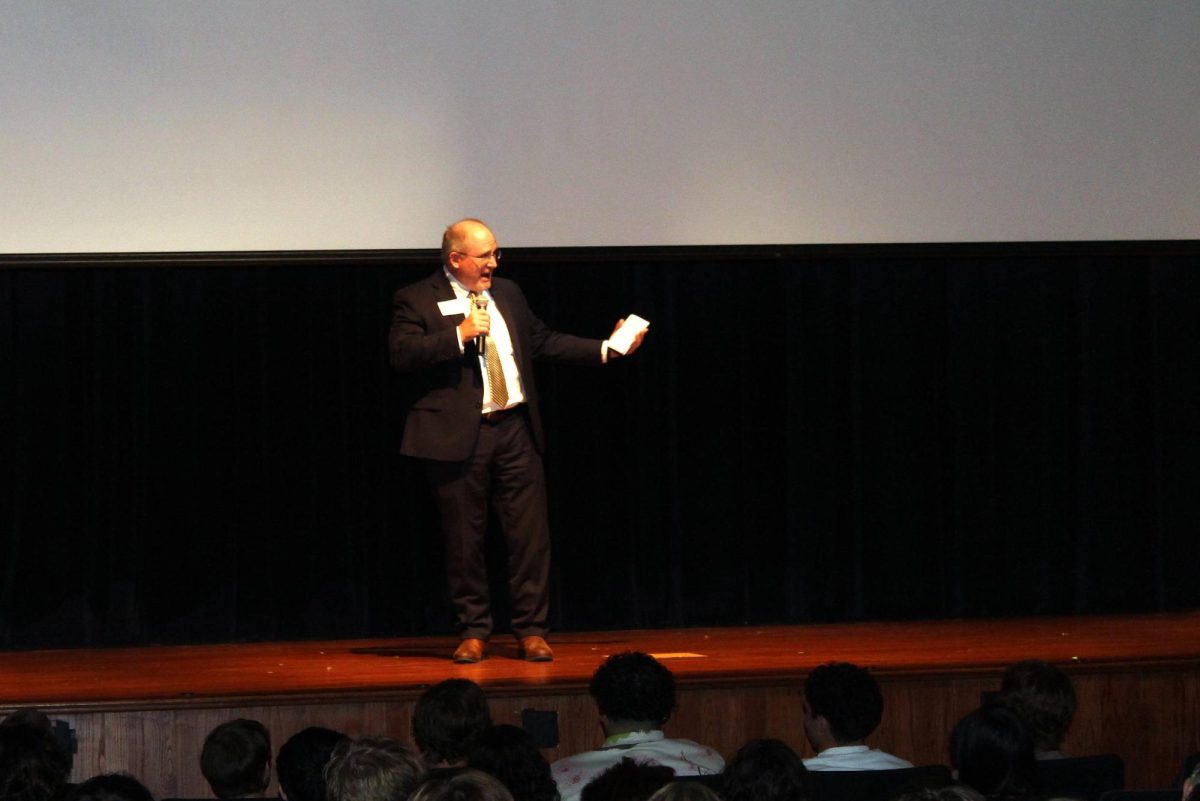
[389,270,603,639]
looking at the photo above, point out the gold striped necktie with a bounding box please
[470,292,509,409]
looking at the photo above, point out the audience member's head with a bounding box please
[645,782,721,801]
[64,774,155,801]
[893,786,986,801]
[277,726,348,801]
[465,725,558,801]
[324,736,422,801]
[722,739,808,801]
[412,680,493,768]
[200,719,273,799]
[802,662,884,751]
[1184,761,1200,801]
[950,705,1035,801]
[588,653,676,735]
[0,709,74,801]
[410,770,514,801]
[578,759,673,801]
[997,660,1076,757]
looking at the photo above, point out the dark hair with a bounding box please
[949,705,1034,800]
[65,774,155,801]
[998,660,1076,753]
[892,787,985,801]
[0,711,74,801]
[413,680,493,766]
[722,739,808,801]
[1184,762,1200,801]
[324,736,423,801]
[803,662,884,743]
[465,725,558,801]
[200,719,272,798]
[277,727,348,801]
[410,770,514,801]
[588,653,676,726]
[579,759,674,801]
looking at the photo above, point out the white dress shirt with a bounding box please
[551,730,725,801]
[444,269,527,413]
[803,744,914,771]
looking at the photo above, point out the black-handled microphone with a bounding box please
[472,294,488,356]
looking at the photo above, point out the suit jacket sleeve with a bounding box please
[389,286,462,373]
[389,277,486,461]
[504,283,605,366]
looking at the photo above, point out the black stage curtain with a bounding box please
[1,243,1197,649]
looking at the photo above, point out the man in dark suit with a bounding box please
[389,218,644,663]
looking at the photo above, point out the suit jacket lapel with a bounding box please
[429,269,465,330]
[491,280,527,368]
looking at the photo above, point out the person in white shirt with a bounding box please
[802,662,913,771]
[550,652,724,801]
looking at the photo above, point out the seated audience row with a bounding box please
[3,652,1196,801]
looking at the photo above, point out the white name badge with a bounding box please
[438,298,470,317]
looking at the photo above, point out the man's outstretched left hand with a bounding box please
[609,317,647,357]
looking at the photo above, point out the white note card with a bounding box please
[608,314,650,354]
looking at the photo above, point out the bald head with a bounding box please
[442,219,500,292]
[442,219,493,267]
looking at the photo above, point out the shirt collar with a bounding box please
[600,730,665,749]
[816,745,870,756]
[443,267,491,302]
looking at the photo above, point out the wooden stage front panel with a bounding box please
[2,613,1198,798]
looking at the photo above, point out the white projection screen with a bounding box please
[2,1,1198,252]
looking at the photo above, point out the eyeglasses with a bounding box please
[454,249,502,263]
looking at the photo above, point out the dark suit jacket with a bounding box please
[389,270,603,461]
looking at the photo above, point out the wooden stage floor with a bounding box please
[2,612,1199,795]
[3,611,1199,709]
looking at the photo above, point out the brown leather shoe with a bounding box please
[519,636,554,662]
[453,638,486,663]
